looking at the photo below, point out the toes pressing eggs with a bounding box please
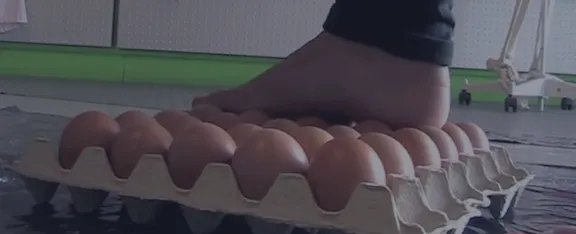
[58,106,491,211]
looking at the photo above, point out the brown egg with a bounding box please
[307,138,386,211]
[109,121,173,179]
[167,123,236,189]
[456,122,490,150]
[296,117,330,129]
[115,110,154,129]
[418,126,459,162]
[359,133,415,177]
[204,112,242,130]
[291,126,334,159]
[354,120,392,134]
[188,104,221,121]
[239,110,269,125]
[442,123,474,155]
[325,125,360,138]
[262,118,299,134]
[227,123,263,147]
[391,128,441,169]
[154,109,202,136]
[232,129,309,200]
[59,111,120,169]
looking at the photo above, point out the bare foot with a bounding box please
[199,32,451,128]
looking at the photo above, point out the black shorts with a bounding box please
[323,0,455,67]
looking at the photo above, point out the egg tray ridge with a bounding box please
[415,144,532,222]
[473,145,534,220]
[8,138,489,234]
[442,144,533,221]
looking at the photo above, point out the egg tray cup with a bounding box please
[7,138,485,234]
[483,144,533,220]
[447,144,533,221]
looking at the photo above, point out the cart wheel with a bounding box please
[458,95,466,105]
[505,96,518,113]
[458,90,472,106]
[561,98,574,111]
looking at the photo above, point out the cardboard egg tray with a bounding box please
[444,144,533,220]
[8,138,467,234]
[479,145,533,219]
[7,138,532,234]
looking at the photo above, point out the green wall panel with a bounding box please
[1,42,575,105]
[122,55,272,86]
[0,43,124,82]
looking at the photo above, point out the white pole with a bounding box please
[500,0,531,64]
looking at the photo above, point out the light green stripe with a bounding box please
[1,42,574,105]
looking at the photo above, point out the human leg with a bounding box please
[199,0,456,128]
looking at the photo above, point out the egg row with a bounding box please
[188,104,488,151]
[58,108,490,213]
[188,104,489,158]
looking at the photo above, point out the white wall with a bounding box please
[452,0,575,74]
[0,0,114,47]
[115,0,575,73]
[116,0,332,57]
[1,0,573,73]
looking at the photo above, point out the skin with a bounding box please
[195,32,451,128]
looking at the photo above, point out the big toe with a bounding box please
[200,87,259,112]
[191,95,209,107]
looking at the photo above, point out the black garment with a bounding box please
[323,0,456,67]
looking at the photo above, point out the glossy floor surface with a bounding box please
[0,90,575,234]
